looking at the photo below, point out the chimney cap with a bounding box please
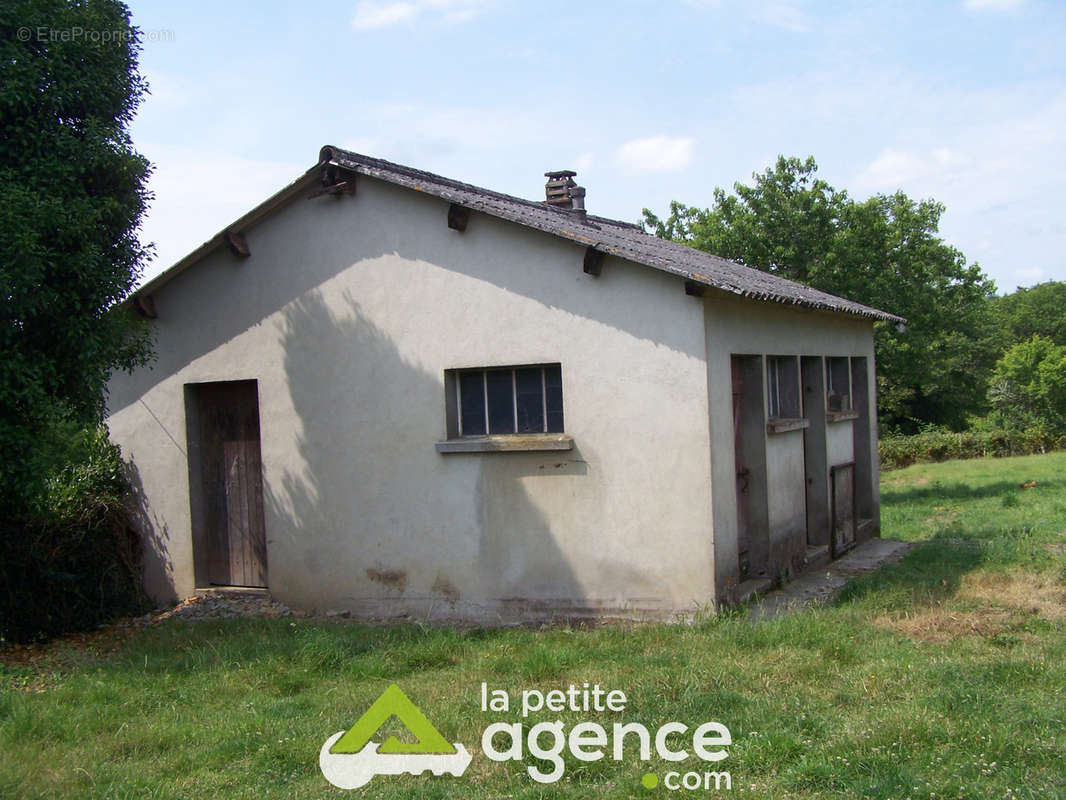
[544,170,579,208]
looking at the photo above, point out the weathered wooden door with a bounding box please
[732,357,750,580]
[830,462,856,558]
[197,381,268,587]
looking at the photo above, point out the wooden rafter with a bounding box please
[583,247,604,277]
[447,203,470,232]
[225,230,250,258]
[684,280,707,297]
[133,294,157,319]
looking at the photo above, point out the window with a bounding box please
[826,357,852,412]
[453,364,564,436]
[766,356,800,419]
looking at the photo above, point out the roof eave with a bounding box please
[134,166,321,300]
[135,145,905,325]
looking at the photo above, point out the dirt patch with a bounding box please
[874,569,1066,642]
[959,571,1066,622]
[874,607,1014,643]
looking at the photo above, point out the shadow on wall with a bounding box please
[264,288,588,621]
[123,457,175,604]
[108,186,702,412]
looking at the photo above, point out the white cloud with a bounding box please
[351,0,491,30]
[684,0,808,31]
[752,2,810,32]
[615,135,695,174]
[352,2,418,29]
[356,101,545,163]
[1016,266,1046,282]
[136,144,305,283]
[425,0,490,23]
[856,146,972,191]
[702,61,1066,289]
[142,69,192,107]
[847,88,1066,288]
[964,0,1023,10]
[341,136,380,155]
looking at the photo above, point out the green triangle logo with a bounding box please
[330,684,457,755]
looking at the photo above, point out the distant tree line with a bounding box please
[642,157,1066,438]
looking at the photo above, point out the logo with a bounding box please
[319,683,472,790]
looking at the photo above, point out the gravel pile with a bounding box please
[114,592,300,628]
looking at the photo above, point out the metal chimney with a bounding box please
[569,185,586,211]
[569,185,586,219]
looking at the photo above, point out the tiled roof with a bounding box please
[137,145,903,323]
[321,146,902,323]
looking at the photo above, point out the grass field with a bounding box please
[2,452,1066,799]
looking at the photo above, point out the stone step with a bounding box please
[735,577,774,604]
[803,545,831,571]
[194,586,270,597]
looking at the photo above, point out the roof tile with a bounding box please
[321,146,903,323]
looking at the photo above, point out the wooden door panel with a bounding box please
[831,462,856,557]
[197,382,267,587]
[732,357,750,579]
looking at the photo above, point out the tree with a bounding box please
[643,157,844,285]
[991,281,1066,350]
[988,335,1066,433]
[643,157,998,431]
[0,0,152,509]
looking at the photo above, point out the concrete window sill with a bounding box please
[436,434,574,453]
[826,410,860,423]
[766,417,809,434]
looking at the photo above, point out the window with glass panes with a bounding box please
[455,364,563,436]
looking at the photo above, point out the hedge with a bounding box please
[879,426,1066,470]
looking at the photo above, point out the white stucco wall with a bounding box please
[107,176,717,620]
[701,294,878,599]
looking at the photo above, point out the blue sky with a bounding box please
[127,0,1066,293]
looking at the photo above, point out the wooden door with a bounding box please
[830,462,856,557]
[732,357,750,580]
[197,381,268,587]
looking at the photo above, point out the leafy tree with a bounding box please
[0,0,152,510]
[991,281,1066,350]
[643,157,998,431]
[988,335,1066,433]
[644,157,843,284]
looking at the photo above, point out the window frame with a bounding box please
[766,355,801,421]
[438,363,571,453]
[455,365,562,437]
[826,356,857,418]
[455,364,563,437]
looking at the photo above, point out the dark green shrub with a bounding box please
[879,425,1066,470]
[0,422,146,644]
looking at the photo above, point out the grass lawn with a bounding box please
[3,453,1066,799]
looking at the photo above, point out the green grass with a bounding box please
[4,453,1066,799]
